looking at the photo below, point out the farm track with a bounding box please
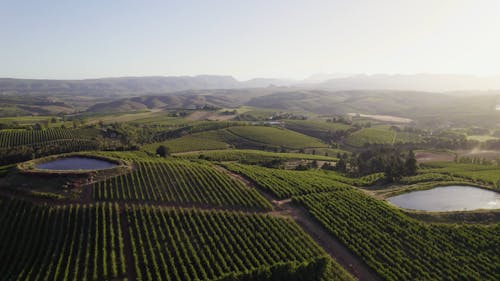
[217,165,382,281]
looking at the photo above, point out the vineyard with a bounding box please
[143,134,229,154]
[178,149,338,163]
[223,163,381,198]
[284,120,351,140]
[224,164,500,280]
[126,205,353,281]
[225,126,328,149]
[0,198,126,281]
[93,159,272,210]
[0,116,498,281]
[420,162,500,188]
[294,191,499,281]
[0,128,101,165]
[345,127,422,147]
[0,128,92,148]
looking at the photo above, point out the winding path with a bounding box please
[217,165,382,281]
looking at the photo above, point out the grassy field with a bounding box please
[0,116,65,128]
[166,125,328,151]
[466,134,499,142]
[345,127,421,147]
[226,126,327,149]
[285,120,351,139]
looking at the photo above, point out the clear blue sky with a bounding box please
[1,0,499,80]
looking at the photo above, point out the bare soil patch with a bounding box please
[348,113,413,123]
[187,110,235,121]
[415,150,455,162]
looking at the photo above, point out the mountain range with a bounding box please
[1,74,500,96]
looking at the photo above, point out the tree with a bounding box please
[33,123,43,130]
[335,158,346,172]
[404,150,417,176]
[156,145,170,157]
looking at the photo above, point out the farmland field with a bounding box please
[0,128,96,148]
[420,162,500,189]
[284,120,351,139]
[0,199,126,281]
[143,135,229,153]
[1,83,500,281]
[345,127,421,147]
[4,4,500,281]
[93,158,272,210]
[223,163,381,198]
[225,126,328,149]
[127,206,353,281]
[177,149,338,162]
[294,191,498,281]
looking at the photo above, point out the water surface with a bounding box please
[36,157,117,171]
[388,185,500,211]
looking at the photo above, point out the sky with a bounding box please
[0,0,499,80]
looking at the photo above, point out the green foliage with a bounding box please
[223,163,380,198]
[127,206,352,281]
[0,128,103,164]
[93,159,272,210]
[421,162,500,189]
[178,149,338,163]
[347,149,417,182]
[0,128,96,148]
[0,199,126,280]
[144,134,229,153]
[294,190,499,281]
[284,119,352,142]
[226,126,327,149]
[155,145,170,157]
[345,127,421,147]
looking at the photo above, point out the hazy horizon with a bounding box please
[2,72,500,83]
[1,0,499,80]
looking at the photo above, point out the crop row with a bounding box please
[178,149,338,163]
[223,163,355,198]
[294,190,499,281]
[93,159,272,210]
[0,128,85,148]
[0,199,126,281]
[126,205,353,281]
[0,139,100,165]
[421,162,500,188]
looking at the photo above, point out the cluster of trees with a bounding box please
[331,148,417,182]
